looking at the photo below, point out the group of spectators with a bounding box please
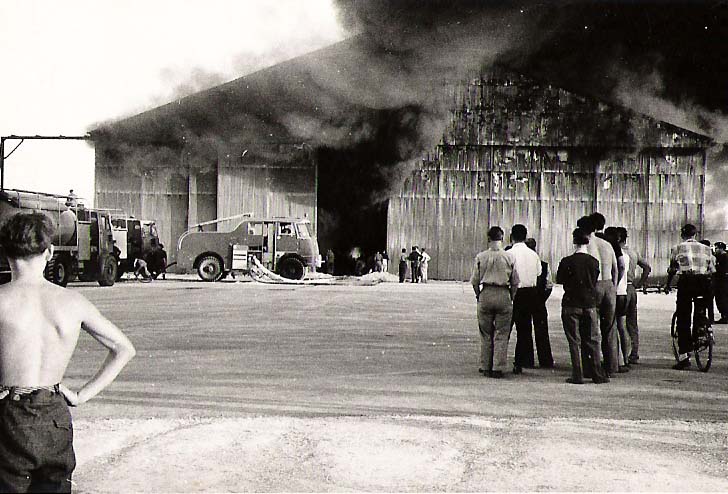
[398,246,431,283]
[471,212,653,383]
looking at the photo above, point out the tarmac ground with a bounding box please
[64,275,728,492]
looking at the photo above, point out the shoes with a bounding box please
[489,370,504,379]
[512,365,523,375]
[478,368,485,374]
[617,365,630,373]
[592,376,610,384]
[565,377,584,384]
[540,362,555,369]
[672,359,692,370]
[628,356,640,365]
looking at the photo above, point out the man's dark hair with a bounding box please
[573,228,590,246]
[700,239,711,247]
[576,215,595,234]
[0,213,55,259]
[525,238,537,251]
[511,224,527,242]
[604,226,620,244]
[487,226,504,241]
[590,212,606,231]
[616,227,628,243]
[715,241,726,250]
[681,223,698,239]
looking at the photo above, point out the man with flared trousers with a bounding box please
[577,215,619,377]
[557,227,610,384]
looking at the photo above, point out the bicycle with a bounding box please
[670,294,714,372]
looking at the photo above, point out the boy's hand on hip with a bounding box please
[59,383,80,407]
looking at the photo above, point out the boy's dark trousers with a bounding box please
[0,388,76,493]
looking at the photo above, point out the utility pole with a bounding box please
[0,134,91,190]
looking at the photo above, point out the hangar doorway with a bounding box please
[316,147,388,275]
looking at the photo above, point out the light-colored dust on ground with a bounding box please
[73,416,728,492]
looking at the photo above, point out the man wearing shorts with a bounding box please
[0,212,136,492]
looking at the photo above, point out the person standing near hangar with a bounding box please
[577,215,619,377]
[471,226,519,378]
[510,224,552,373]
[618,227,651,364]
[557,228,610,384]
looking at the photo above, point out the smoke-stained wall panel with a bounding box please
[391,71,710,280]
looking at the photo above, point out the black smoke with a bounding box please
[334,0,728,228]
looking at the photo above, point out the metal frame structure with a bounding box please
[0,135,91,190]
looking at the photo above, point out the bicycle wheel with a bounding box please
[694,326,713,372]
[671,311,680,362]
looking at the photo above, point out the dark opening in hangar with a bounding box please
[316,145,388,275]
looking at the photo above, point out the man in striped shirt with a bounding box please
[667,223,715,370]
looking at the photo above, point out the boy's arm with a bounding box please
[61,298,136,406]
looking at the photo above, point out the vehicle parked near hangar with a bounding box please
[177,214,321,281]
[108,212,161,279]
[0,188,118,286]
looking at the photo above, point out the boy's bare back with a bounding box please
[0,279,85,387]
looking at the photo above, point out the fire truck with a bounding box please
[107,213,161,279]
[1,188,120,286]
[177,214,321,281]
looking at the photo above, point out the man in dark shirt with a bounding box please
[556,228,610,384]
[525,237,554,369]
[712,241,728,324]
[409,246,422,283]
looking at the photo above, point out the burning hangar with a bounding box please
[92,38,712,280]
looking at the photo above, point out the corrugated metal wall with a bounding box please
[95,142,316,265]
[388,146,705,281]
[388,72,709,281]
[96,163,189,262]
[216,147,316,232]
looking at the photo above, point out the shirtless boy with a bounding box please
[0,213,136,493]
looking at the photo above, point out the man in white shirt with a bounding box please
[509,224,548,373]
[420,248,431,283]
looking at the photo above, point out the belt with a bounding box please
[0,384,60,401]
[480,283,508,289]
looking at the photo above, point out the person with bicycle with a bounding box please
[665,223,715,370]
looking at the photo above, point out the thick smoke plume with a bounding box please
[95,1,728,242]
[335,0,728,227]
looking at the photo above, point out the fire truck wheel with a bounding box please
[197,255,223,282]
[278,257,305,280]
[97,255,118,286]
[51,257,70,287]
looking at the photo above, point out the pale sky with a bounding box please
[0,0,346,205]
